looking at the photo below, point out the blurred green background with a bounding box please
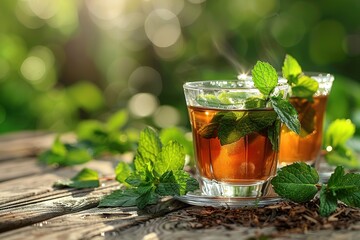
[0,0,359,135]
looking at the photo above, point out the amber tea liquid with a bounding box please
[278,95,328,166]
[188,106,278,190]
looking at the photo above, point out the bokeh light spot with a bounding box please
[21,56,46,82]
[128,66,162,95]
[145,9,181,48]
[153,105,180,128]
[128,93,158,118]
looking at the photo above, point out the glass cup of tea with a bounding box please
[183,78,289,197]
[278,73,334,167]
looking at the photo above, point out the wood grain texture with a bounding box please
[0,181,120,232]
[0,199,188,240]
[0,157,49,182]
[0,159,115,206]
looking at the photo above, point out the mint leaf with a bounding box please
[291,75,319,99]
[217,112,251,145]
[173,170,199,194]
[98,188,139,207]
[282,54,302,84]
[252,61,278,96]
[115,162,133,184]
[39,139,93,166]
[319,185,338,217]
[270,96,300,134]
[154,141,185,176]
[156,171,180,196]
[271,162,319,202]
[324,119,360,169]
[53,168,99,189]
[245,97,267,108]
[134,127,162,172]
[136,185,158,209]
[291,99,316,137]
[196,94,223,107]
[267,119,280,151]
[99,126,199,209]
[160,127,194,162]
[325,119,355,148]
[327,166,360,207]
[106,110,128,131]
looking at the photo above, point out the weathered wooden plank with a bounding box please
[0,159,115,205]
[0,131,75,161]
[0,181,120,233]
[0,157,50,182]
[0,198,188,240]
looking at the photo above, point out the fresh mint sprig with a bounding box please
[198,61,300,150]
[282,54,319,100]
[99,127,199,209]
[324,119,360,169]
[271,162,360,217]
[282,54,319,137]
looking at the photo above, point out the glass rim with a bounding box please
[183,78,288,91]
[276,71,335,83]
[303,72,334,83]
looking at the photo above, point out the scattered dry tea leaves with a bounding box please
[182,200,360,236]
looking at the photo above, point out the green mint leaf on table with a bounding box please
[134,127,162,173]
[324,119,360,169]
[115,162,133,185]
[271,162,319,202]
[39,137,93,166]
[326,166,360,207]
[272,163,360,217]
[251,61,278,96]
[319,185,338,217]
[99,126,199,209]
[319,166,360,216]
[53,168,100,189]
[282,54,302,85]
[270,96,300,134]
[98,188,140,207]
[154,141,185,176]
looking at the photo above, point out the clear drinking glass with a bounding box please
[278,73,334,167]
[183,78,289,197]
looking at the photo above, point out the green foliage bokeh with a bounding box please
[0,0,359,136]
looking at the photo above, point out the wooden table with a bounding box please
[1,131,360,240]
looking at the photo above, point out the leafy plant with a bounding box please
[324,119,360,169]
[39,110,133,166]
[271,162,360,217]
[98,126,199,209]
